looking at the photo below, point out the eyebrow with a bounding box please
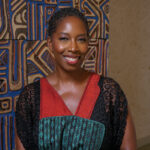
[59,32,87,36]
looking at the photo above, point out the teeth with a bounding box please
[64,57,78,62]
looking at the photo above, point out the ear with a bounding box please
[47,36,55,59]
[47,36,53,51]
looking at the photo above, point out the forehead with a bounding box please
[55,16,87,34]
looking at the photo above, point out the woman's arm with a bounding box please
[15,83,37,150]
[15,131,26,150]
[120,109,137,150]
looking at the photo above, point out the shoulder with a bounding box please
[17,80,40,106]
[99,76,122,90]
[22,80,40,93]
[20,80,40,95]
[99,76,126,96]
[98,76,128,108]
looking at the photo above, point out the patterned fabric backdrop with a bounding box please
[0,0,109,149]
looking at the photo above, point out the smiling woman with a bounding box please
[15,7,136,150]
[47,16,89,72]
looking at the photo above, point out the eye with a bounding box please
[59,37,69,41]
[78,38,87,42]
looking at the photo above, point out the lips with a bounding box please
[64,56,80,64]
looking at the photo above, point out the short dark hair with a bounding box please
[47,7,89,37]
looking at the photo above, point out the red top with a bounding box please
[40,74,100,119]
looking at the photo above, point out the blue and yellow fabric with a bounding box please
[0,0,109,149]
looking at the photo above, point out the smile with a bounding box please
[64,56,80,64]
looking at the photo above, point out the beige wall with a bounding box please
[109,0,150,148]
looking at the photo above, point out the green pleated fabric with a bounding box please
[39,116,105,150]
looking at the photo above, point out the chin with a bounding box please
[55,60,85,73]
[61,64,84,73]
[65,67,83,73]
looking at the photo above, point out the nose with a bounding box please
[69,39,78,52]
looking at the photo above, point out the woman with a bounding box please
[15,8,136,150]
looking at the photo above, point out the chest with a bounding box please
[32,81,109,150]
[40,76,100,118]
[60,89,85,114]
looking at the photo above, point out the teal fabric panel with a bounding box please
[39,116,105,150]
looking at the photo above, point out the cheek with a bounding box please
[52,41,66,52]
[80,44,89,54]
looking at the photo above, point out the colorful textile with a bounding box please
[39,116,105,150]
[16,75,128,150]
[38,74,105,149]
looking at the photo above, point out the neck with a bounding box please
[53,67,92,84]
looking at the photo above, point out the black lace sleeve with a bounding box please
[104,77,128,147]
[15,81,40,150]
[91,76,128,150]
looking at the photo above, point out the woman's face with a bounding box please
[48,16,89,72]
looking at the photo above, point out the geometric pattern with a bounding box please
[39,116,105,150]
[0,0,109,149]
[84,38,109,74]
